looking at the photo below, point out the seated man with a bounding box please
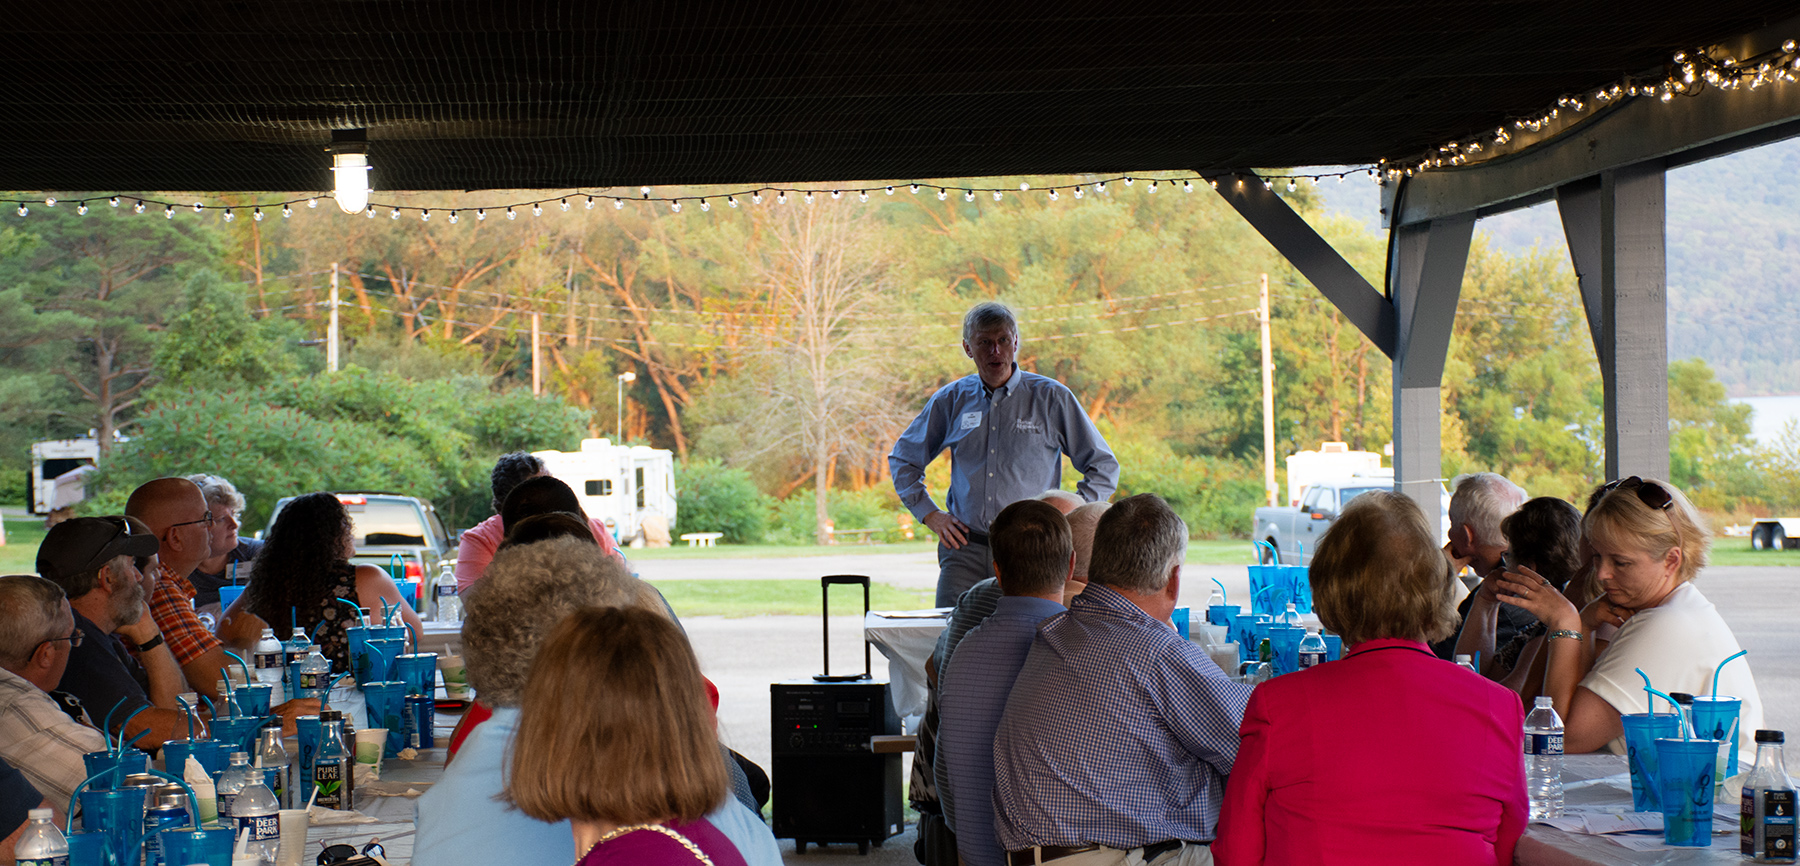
[1061,501,1109,603]
[125,478,236,704]
[415,536,779,866]
[994,494,1252,866]
[0,575,108,808]
[938,499,1075,866]
[1433,472,1530,659]
[36,517,190,751]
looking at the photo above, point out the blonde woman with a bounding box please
[507,606,748,866]
[1496,477,1763,756]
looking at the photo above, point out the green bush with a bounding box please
[767,487,912,545]
[1111,439,1264,539]
[675,458,770,543]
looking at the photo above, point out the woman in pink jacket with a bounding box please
[1214,492,1527,866]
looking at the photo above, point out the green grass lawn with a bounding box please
[0,517,47,574]
[1708,535,1800,566]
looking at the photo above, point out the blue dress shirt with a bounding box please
[938,595,1065,866]
[992,584,1252,852]
[889,368,1118,532]
[413,706,781,866]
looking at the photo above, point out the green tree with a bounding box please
[154,270,302,389]
[1668,357,1758,509]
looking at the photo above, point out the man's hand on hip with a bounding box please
[923,512,969,549]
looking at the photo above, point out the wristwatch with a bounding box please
[132,633,165,653]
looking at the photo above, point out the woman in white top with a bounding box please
[1495,477,1762,757]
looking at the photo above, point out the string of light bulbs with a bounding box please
[1386,38,1800,181]
[4,168,1381,222]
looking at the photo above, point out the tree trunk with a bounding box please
[813,441,831,545]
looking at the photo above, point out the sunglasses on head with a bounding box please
[1600,476,1684,552]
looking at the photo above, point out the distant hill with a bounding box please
[1310,137,1800,398]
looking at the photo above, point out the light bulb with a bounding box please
[1096,181,1106,192]
[1147,181,1158,193]
[777,192,787,204]
[133,201,145,213]
[1209,179,1219,189]
[308,198,319,208]
[1287,179,1297,192]
[671,201,682,212]
[1049,189,1059,200]
[193,201,203,213]
[614,199,624,209]
[421,209,431,221]
[699,199,711,211]
[531,204,542,216]
[909,184,919,194]
[77,203,89,214]
[992,190,1002,201]
[15,204,25,217]
[640,186,651,198]
[44,197,55,207]
[1073,186,1084,199]
[1019,182,1030,191]
[332,151,371,214]
[585,196,595,209]
[752,192,763,204]
[727,196,738,208]
[506,208,517,220]
[963,190,974,201]
[831,190,842,200]
[858,191,868,202]
[165,205,175,219]
[560,199,570,211]
[365,206,376,219]
[477,209,487,220]
[936,188,947,200]
[1123,177,1133,186]
[109,196,120,207]
[390,208,400,220]
[223,209,234,221]
[253,208,263,221]
[887,186,896,195]
[1183,180,1193,193]
[449,211,459,223]
[804,191,814,204]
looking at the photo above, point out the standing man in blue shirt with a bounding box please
[890,302,1119,607]
[937,498,1075,866]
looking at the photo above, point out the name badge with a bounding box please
[960,412,982,430]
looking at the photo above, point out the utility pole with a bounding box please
[1260,273,1277,507]
[328,263,340,373]
[530,310,542,396]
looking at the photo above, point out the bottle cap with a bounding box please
[1757,730,1786,744]
[321,710,342,721]
[28,807,50,820]
[1669,692,1695,705]
[1534,695,1553,706]
[231,751,250,763]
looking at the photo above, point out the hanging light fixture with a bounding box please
[327,129,371,215]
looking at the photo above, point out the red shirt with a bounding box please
[1213,638,1527,866]
[149,565,223,666]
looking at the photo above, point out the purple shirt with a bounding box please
[579,819,748,866]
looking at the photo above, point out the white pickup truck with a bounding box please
[1252,473,1450,565]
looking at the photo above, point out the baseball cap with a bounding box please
[36,516,160,583]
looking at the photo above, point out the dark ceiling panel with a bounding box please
[0,1,1792,192]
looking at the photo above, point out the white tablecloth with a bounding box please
[1517,754,1745,865]
[862,609,950,734]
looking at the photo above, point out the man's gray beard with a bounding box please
[112,582,147,631]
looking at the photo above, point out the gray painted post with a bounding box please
[1389,214,1474,539]
[1555,163,1670,481]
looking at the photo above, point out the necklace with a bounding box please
[575,824,715,866]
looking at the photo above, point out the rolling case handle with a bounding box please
[816,575,872,682]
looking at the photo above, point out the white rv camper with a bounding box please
[533,438,677,546]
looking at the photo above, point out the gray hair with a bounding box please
[460,536,667,707]
[1034,489,1083,513]
[1066,501,1110,579]
[186,474,246,514]
[0,575,68,670]
[1448,473,1527,546]
[962,301,1019,343]
[1087,494,1187,592]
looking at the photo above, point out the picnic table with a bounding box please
[680,532,724,547]
[1516,753,1744,865]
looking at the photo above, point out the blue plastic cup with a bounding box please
[208,715,264,755]
[67,830,111,866]
[217,585,246,611]
[235,683,273,717]
[1689,696,1742,781]
[361,638,406,685]
[1231,612,1259,662]
[395,580,420,611]
[1207,603,1240,628]
[159,826,234,866]
[78,787,147,865]
[160,739,212,776]
[346,623,371,678]
[82,749,148,790]
[1171,608,1191,640]
[1322,634,1342,661]
[1267,625,1304,676]
[362,681,407,756]
[1621,712,1684,811]
[392,652,439,697]
[1657,737,1720,846]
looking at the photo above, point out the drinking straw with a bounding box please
[176,695,195,741]
[336,598,368,627]
[305,783,319,812]
[404,622,419,653]
[200,694,216,723]
[1711,650,1748,698]
[102,696,129,750]
[292,607,299,635]
[114,709,150,756]
[229,561,239,586]
[1636,668,1687,738]
[121,727,150,755]
[223,650,253,689]
[235,826,252,859]
[1211,578,1228,604]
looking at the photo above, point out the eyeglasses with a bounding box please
[36,627,84,653]
[168,511,216,530]
[1601,476,1685,553]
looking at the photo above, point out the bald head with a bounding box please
[1035,490,1083,515]
[1067,502,1110,580]
[125,477,213,572]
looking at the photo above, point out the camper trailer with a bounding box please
[533,438,677,546]
[29,437,104,516]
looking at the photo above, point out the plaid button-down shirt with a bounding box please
[150,564,222,666]
[0,666,106,808]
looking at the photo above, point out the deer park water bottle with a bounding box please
[1524,696,1565,819]
[283,624,313,689]
[1744,729,1798,862]
[433,561,462,624]
[253,628,285,699]
[233,767,282,864]
[1296,629,1327,669]
[14,808,68,866]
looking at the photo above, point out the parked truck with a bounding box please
[1751,518,1799,551]
[1253,472,1401,564]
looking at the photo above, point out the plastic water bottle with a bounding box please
[311,710,353,811]
[232,768,282,864]
[14,807,68,866]
[1524,696,1565,819]
[253,628,284,699]
[432,561,462,624]
[255,724,291,809]
[1744,729,1798,862]
[283,624,313,688]
[294,645,331,702]
[1279,601,1302,627]
[1297,629,1327,669]
[1455,654,1478,673]
[217,751,251,819]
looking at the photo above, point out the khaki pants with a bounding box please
[1018,844,1212,866]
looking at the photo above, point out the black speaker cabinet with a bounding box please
[770,681,903,855]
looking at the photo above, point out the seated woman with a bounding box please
[1453,496,1585,699]
[217,492,424,670]
[507,606,748,866]
[1214,492,1526,866]
[1496,477,1763,756]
